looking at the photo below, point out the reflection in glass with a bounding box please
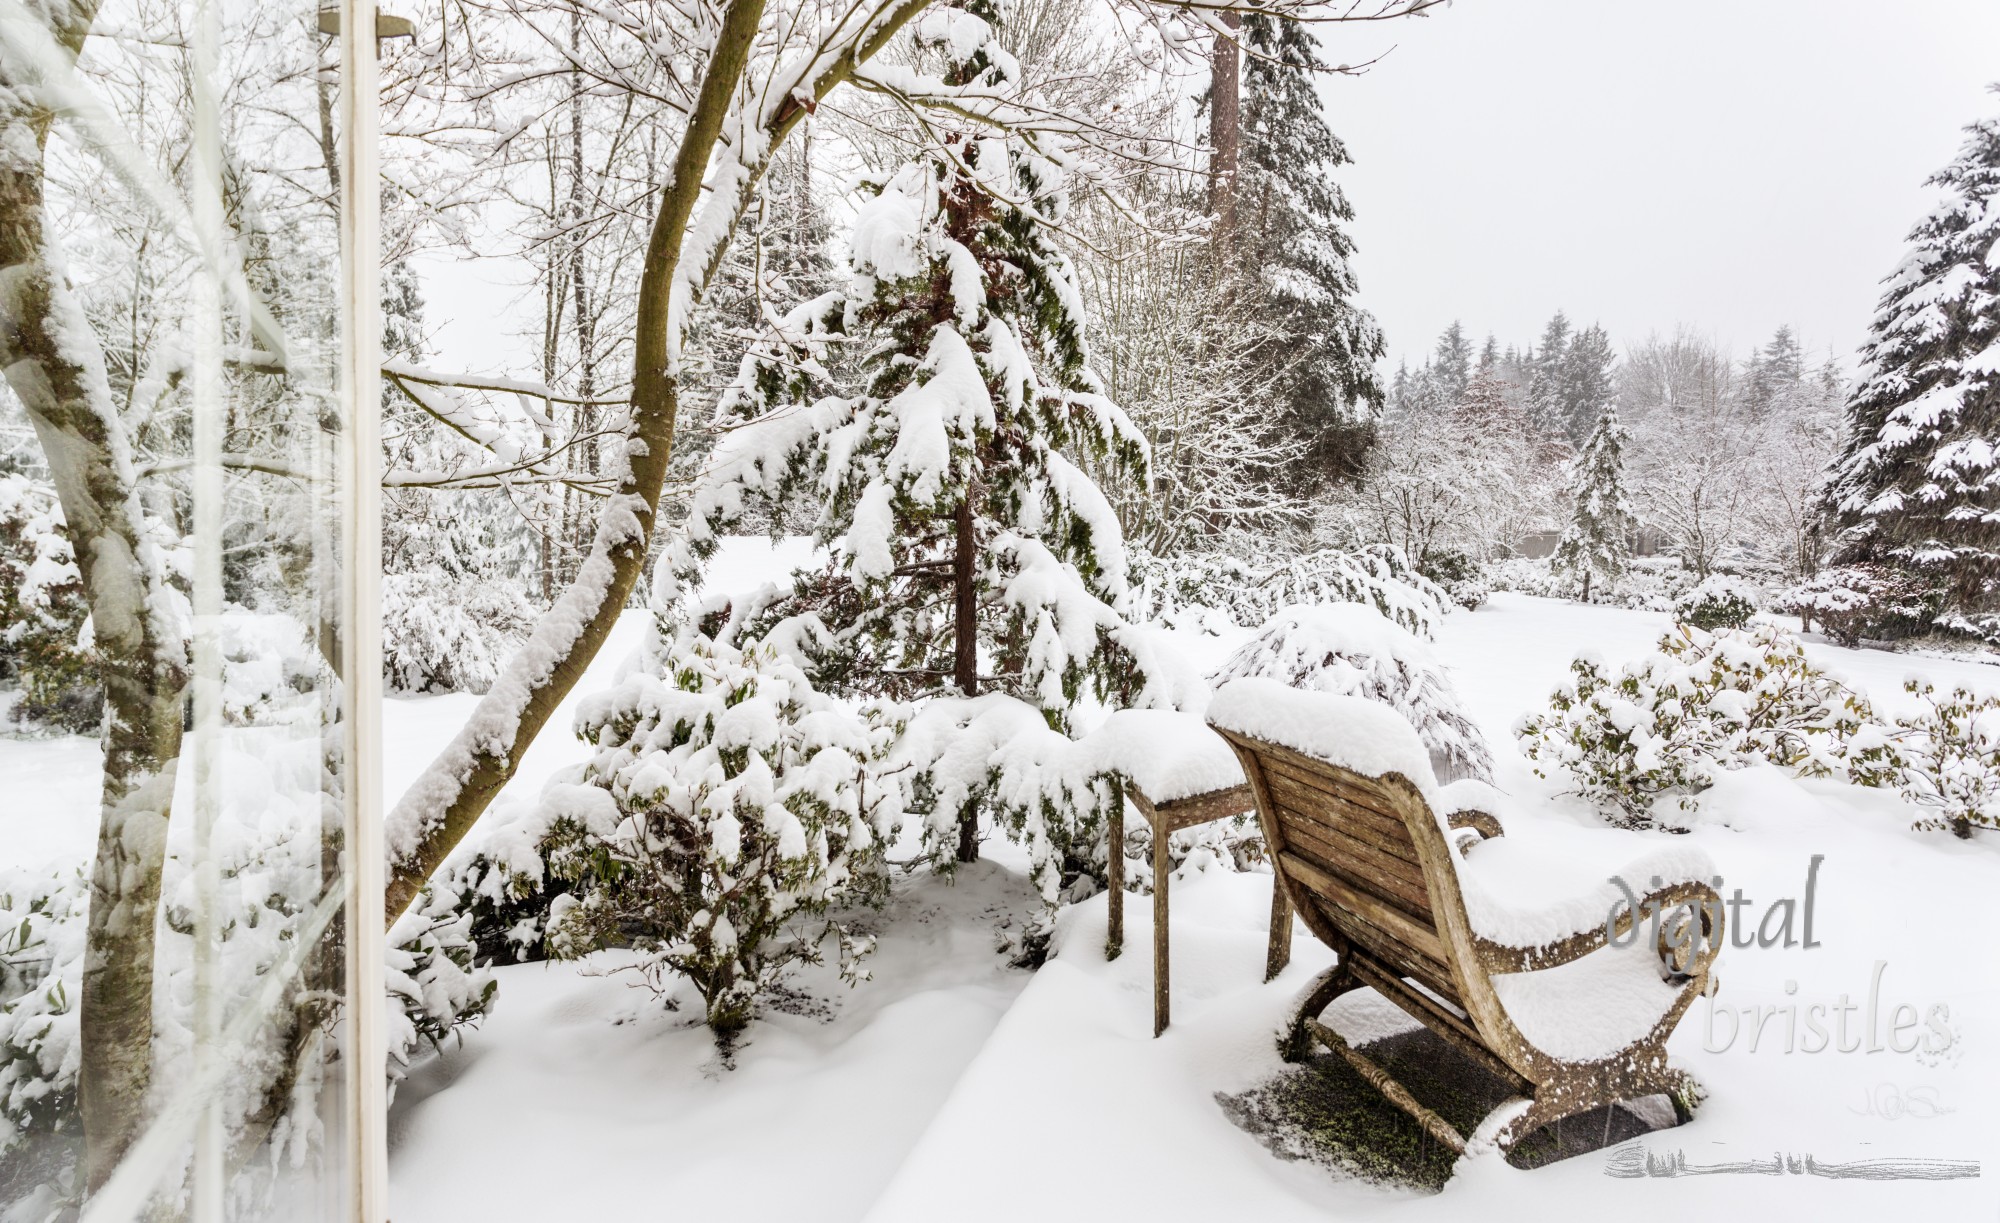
[0,0,375,1216]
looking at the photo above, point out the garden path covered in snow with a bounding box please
[368,586,1999,1221]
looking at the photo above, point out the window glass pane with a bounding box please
[0,0,370,1216]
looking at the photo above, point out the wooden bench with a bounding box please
[1209,681,1723,1157]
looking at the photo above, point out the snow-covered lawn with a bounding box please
[368,588,1998,1220]
[9,579,1996,1218]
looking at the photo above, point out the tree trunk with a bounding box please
[1207,12,1243,248]
[0,28,189,1190]
[953,498,979,862]
[381,0,940,927]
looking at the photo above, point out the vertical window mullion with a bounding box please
[336,1,387,1219]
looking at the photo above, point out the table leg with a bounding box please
[1265,874,1293,982]
[1153,820,1169,1037]
[1106,802,1123,960]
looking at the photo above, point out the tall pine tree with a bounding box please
[1431,320,1473,405]
[1528,309,1572,437]
[1744,323,1804,415]
[1559,323,1617,441]
[1553,403,1636,601]
[1823,94,2000,633]
[662,0,1160,863]
[1238,14,1385,484]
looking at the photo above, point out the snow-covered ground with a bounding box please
[8,566,1997,1219]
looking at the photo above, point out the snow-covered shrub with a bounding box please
[542,636,900,1038]
[0,863,84,1156]
[4,814,493,1173]
[1486,554,1696,612]
[386,887,498,1090]
[890,693,1120,908]
[1879,679,2000,838]
[1212,604,1493,782]
[0,856,494,1162]
[0,475,96,733]
[1129,544,1450,639]
[1483,555,1568,599]
[1775,564,1940,647]
[431,794,578,966]
[217,610,320,725]
[1127,550,1269,633]
[1673,575,1759,631]
[1517,623,1885,827]
[1418,548,1488,610]
[381,571,538,694]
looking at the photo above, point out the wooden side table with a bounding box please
[1106,781,1294,1036]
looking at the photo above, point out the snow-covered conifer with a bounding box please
[0,474,95,730]
[1527,310,1572,436]
[1552,404,1637,600]
[1743,324,1805,416]
[1237,13,1384,483]
[661,1,1167,867]
[1559,323,1617,442]
[1822,96,2000,637]
[1429,320,1473,406]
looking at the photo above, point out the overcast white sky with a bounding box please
[418,2,2000,379]
[1314,0,2000,372]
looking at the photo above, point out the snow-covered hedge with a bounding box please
[1129,544,1450,639]
[0,474,96,733]
[1672,575,1759,631]
[1775,564,1940,647]
[381,571,539,694]
[387,888,499,1089]
[1516,623,1889,827]
[540,636,899,1038]
[1212,604,1493,782]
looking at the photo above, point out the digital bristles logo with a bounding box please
[1600,853,1979,1184]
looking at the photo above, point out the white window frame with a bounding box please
[336,0,389,1217]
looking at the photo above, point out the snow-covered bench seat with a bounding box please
[1207,678,1723,1158]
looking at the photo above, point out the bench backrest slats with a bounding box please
[1215,729,1469,1007]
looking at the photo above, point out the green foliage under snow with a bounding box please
[1516,623,1887,827]
[541,636,900,1038]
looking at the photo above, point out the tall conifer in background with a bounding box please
[1528,309,1572,437]
[1560,323,1617,441]
[1237,14,1385,484]
[1822,95,2000,635]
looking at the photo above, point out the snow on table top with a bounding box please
[1079,708,1244,804]
[1206,677,1440,797]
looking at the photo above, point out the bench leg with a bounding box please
[1265,876,1292,982]
[1106,803,1123,961]
[1152,822,1169,1037]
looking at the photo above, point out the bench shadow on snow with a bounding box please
[1217,1027,1680,1191]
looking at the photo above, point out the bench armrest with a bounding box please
[1475,877,1722,977]
[1448,807,1504,855]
